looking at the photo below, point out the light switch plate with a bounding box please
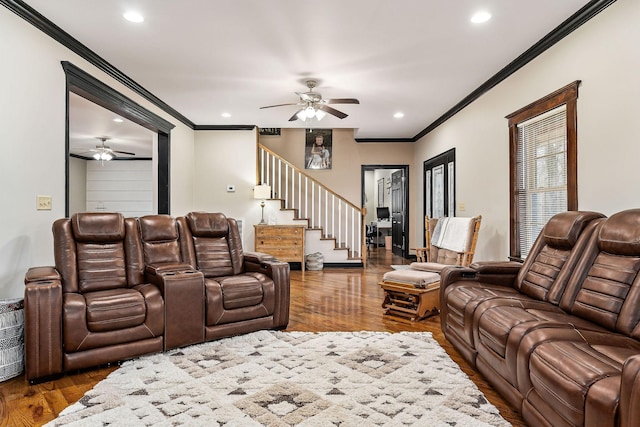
[37,195,52,210]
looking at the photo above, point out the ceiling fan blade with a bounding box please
[296,92,312,102]
[260,103,298,109]
[113,150,135,156]
[76,150,95,155]
[288,110,303,121]
[317,104,348,119]
[325,98,360,105]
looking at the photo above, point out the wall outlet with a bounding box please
[37,195,52,210]
[226,185,236,192]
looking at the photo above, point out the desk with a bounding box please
[375,221,391,247]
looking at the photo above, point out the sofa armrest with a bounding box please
[145,262,194,276]
[458,261,523,288]
[24,266,60,284]
[144,262,195,288]
[620,354,640,427]
[244,251,278,265]
[469,261,523,275]
[439,266,477,289]
[23,267,63,382]
[244,258,290,328]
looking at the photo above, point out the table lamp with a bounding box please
[253,184,271,224]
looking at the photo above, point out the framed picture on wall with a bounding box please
[305,129,332,169]
[259,127,281,136]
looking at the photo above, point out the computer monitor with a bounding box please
[376,207,390,221]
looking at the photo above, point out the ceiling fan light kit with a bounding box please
[261,80,359,122]
[78,137,137,165]
[296,106,326,121]
[93,151,113,161]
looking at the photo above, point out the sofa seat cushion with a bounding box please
[474,302,608,388]
[205,273,276,325]
[526,339,638,427]
[477,303,607,359]
[443,282,524,349]
[85,288,146,332]
[478,305,563,358]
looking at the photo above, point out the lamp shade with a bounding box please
[253,184,271,200]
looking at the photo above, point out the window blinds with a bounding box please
[516,105,567,258]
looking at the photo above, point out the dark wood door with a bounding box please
[423,149,455,245]
[391,170,406,257]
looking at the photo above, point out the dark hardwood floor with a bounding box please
[0,248,526,426]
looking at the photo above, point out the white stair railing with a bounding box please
[258,144,363,258]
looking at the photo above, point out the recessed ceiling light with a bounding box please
[221,112,232,118]
[113,118,123,123]
[394,112,404,119]
[123,11,144,23]
[470,11,491,24]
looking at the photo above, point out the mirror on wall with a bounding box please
[68,92,156,217]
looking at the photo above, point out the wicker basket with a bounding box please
[305,252,324,271]
[0,298,24,382]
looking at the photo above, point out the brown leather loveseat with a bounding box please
[440,209,640,427]
[24,212,290,382]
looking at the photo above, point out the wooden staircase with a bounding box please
[258,145,365,265]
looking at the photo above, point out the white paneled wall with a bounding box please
[86,160,153,217]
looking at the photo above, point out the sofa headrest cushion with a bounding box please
[186,212,229,237]
[138,215,178,242]
[71,212,125,243]
[598,209,640,256]
[543,211,605,249]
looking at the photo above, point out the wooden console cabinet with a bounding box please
[254,225,306,271]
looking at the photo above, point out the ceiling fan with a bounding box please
[85,137,136,164]
[260,80,359,121]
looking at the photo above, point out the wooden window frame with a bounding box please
[506,81,579,261]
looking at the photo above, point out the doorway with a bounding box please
[62,61,174,217]
[361,165,409,258]
[423,149,455,245]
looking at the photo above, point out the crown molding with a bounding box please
[353,137,414,143]
[194,125,256,131]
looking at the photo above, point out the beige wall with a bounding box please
[0,7,195,298]
[193,129,263,248]
[413,0,640,262]
[260,129,415,205]
[260,128,415,242]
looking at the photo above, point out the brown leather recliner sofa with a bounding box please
[24,212,290,382]
[440,209,640,427]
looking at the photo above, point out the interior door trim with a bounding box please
[361,164,410,258]
[62,61,174,216]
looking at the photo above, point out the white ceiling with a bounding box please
[25,0,590,148]
[69,93,154,158]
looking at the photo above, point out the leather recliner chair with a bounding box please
[24,213,164,382]
[177,212,290,341]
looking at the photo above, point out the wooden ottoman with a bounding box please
[379,270,440,321]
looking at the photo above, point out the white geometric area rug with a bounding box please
[47,331,509,427]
